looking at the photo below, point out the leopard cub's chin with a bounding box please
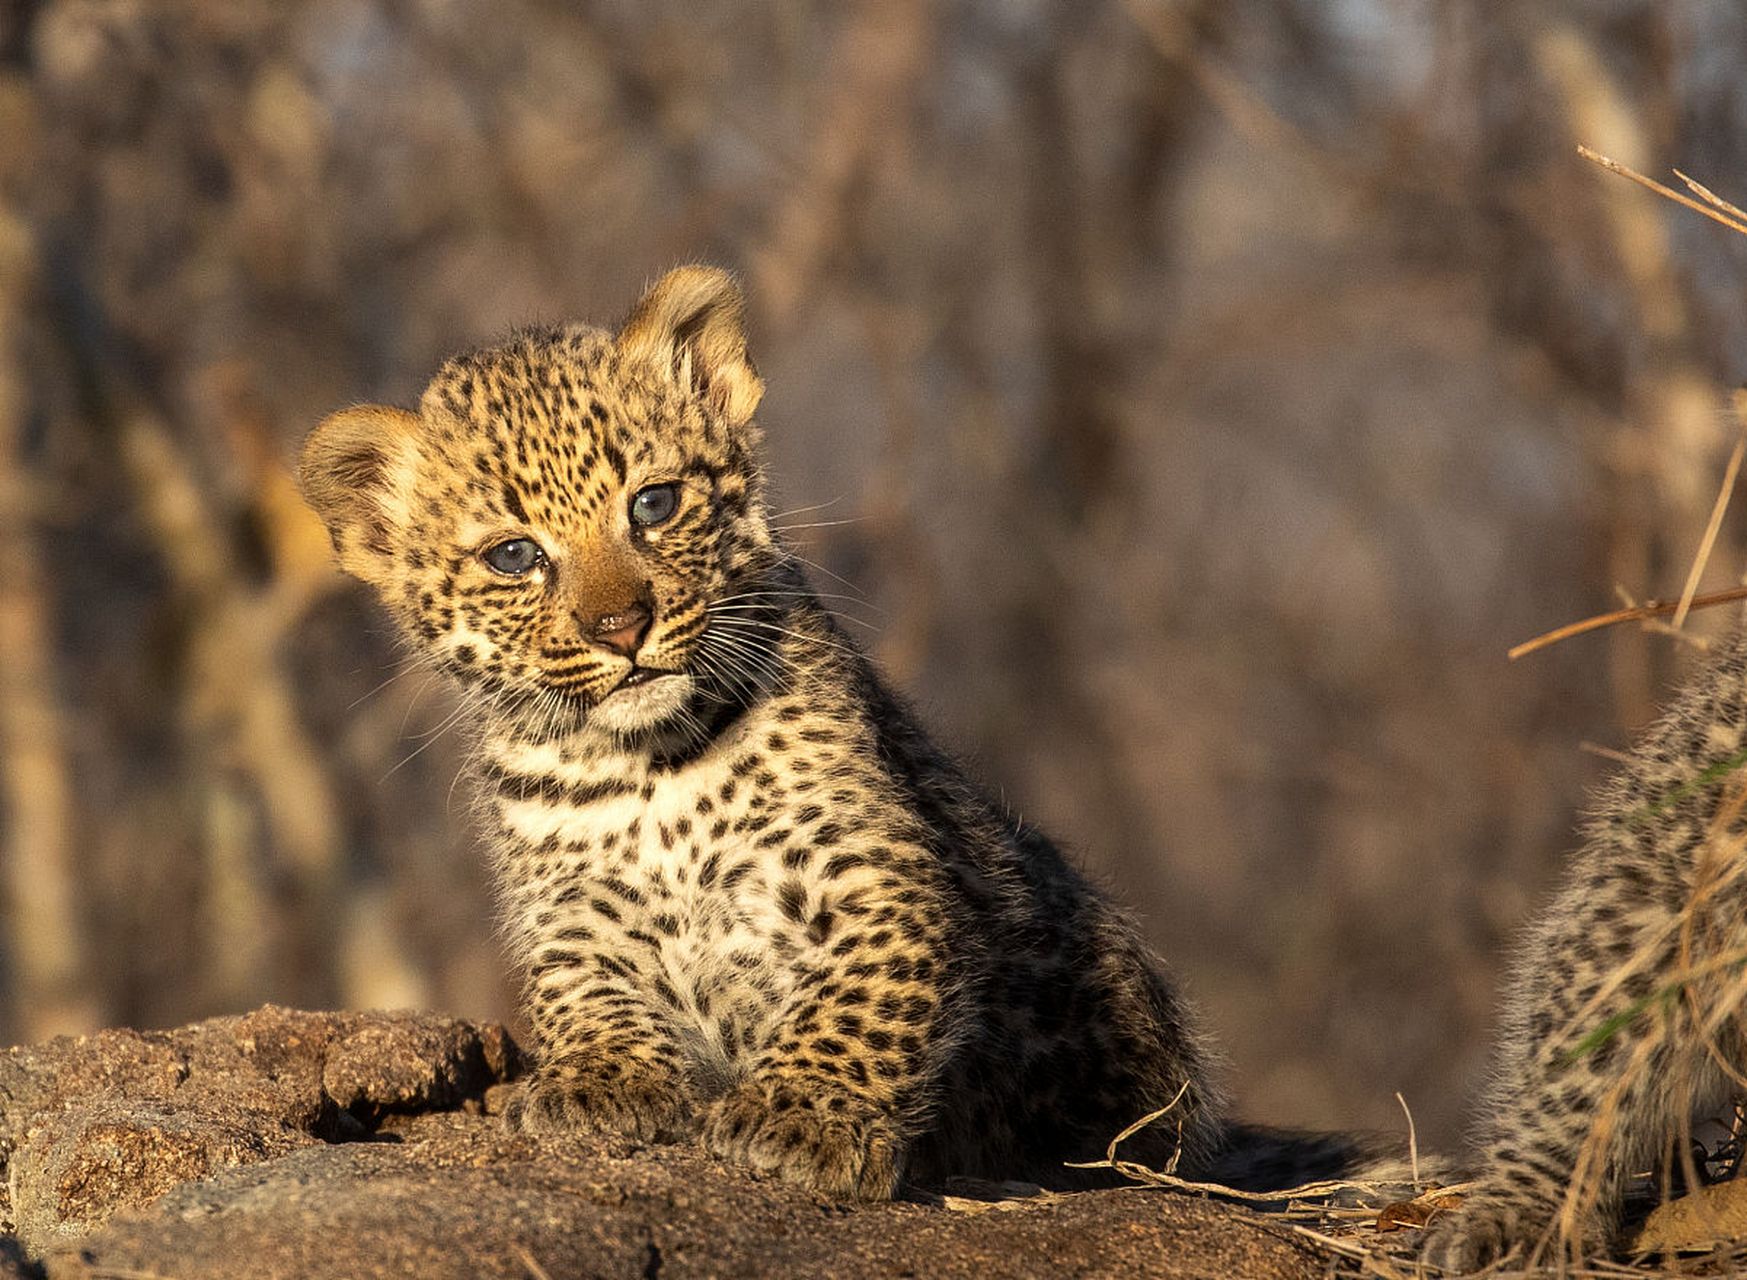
[586,672,696,736]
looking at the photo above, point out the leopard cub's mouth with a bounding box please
[586,664,697,736]
[616,665,684,691]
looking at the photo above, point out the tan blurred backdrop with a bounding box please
[3,0,1747,1150]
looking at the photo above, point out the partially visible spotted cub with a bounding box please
[301,265,1292,1196]
[1424,625,1747,1271]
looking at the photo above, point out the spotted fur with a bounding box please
[300,265,1276,1197]
[1424,625,1747,1271]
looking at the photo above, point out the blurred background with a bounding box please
[4,0,1747,1151]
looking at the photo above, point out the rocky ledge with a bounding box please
[0,1007,1331,1279]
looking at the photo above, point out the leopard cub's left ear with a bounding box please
[297,403,422,589]
[617,265,764,427]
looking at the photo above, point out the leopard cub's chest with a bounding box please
[488,739,836,1042]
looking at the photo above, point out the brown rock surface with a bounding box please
[0,1005,518,1249]
[0,1007,1325,1279]
[1634,1178,1747,1256]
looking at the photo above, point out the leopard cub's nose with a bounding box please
[586,601,652,658]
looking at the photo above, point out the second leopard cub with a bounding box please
[1424,626,1747,1271]
[301,266,1330,1196]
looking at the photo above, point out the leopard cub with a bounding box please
[1424,626,1747,1271]
[300,266,1229,1196]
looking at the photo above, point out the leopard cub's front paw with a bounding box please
[504,1054,694,1144]
[1420,1186,1584,1275]
[703,1077,902,1200]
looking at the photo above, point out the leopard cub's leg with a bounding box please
[701,857,950,1200]
[505,972,695,1144]
[1421,1047,1620,1271]
[508,1049,694,1143]
[704,1066,905,1200]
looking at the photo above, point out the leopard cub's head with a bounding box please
[299,266,781,740]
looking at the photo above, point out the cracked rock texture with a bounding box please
[0,1007,1323,1279]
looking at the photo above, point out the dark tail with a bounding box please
[1202,1122,1457,1194]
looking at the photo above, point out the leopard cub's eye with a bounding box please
[481,538,545,576]
[630,483,680,527]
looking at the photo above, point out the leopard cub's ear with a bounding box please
[297,404,422,588]
[617,265,764,427]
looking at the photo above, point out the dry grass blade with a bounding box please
[1674,171,1747,225]
[1290,1222,1371,1259]
[1069,1084,1459,1214]
[1509,587,1747,661]
[1671,430,1746,630]
[1396,1091,1421,1188]
[1069,1079,1192,1179]
[1578,146,1747,240]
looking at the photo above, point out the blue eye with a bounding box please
[630,483,679,527]
[482,538,544,576]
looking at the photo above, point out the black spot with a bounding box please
[822,852,868,879]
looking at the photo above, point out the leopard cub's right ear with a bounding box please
[297,404,422,588]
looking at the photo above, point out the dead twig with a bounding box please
[1510,587,1747,661]
[1671,428,1746,631]
[1578,147,1747,242]
[1396,1092,1421,1188]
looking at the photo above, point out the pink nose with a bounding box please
[586,602,652,658]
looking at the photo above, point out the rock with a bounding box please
[48,1128,1324,1280]
[0,1007,1327,1280]
[0,1005,519,1249]
[1634,1177,1747,1255]
[10,1098,310,1249]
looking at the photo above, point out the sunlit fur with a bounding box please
[300,266,1364,1201]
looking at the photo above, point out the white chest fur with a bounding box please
[481,725,820,1077]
